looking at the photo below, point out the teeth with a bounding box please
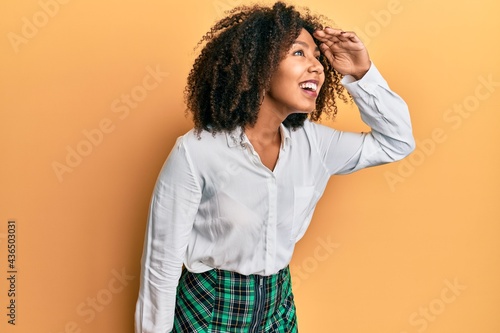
[300,82,318,92]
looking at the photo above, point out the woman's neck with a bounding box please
[244,101,286,146]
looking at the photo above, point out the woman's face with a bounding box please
[263,28,325,116]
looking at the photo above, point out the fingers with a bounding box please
[313,27,360,44]
[319,43,334,64]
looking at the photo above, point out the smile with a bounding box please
[299,81,318,92]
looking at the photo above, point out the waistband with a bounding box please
[212,266,290,285]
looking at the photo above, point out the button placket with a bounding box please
[265,175,277,274]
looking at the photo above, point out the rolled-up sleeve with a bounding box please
[313,63,415,175]
[135,137,202,333]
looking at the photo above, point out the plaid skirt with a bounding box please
[172,266,297,333]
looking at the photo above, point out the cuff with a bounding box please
[341,63,390,97]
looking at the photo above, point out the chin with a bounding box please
[296,108,315,114]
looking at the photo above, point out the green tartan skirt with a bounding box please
[172,266,298,333]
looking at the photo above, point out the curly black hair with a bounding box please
[185,1,350,135]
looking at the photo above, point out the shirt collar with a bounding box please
[225,127,246,148]
[225,124,292,151]
[279,124,291,151]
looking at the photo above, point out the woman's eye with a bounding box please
[293,50,304,56]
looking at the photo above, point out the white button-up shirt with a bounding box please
[135,64,415,333]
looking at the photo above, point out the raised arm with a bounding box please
[310,28,415,174]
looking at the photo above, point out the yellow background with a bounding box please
[1,0,499,332]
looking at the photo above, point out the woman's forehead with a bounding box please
[292,29,320,50]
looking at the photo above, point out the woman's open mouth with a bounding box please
[299,80,319,97]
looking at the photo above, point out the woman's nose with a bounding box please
[308,57,324,74]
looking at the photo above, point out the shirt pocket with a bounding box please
[291,185,319,241]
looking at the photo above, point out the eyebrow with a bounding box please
[293,40,320,52]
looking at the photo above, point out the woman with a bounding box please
[135,2,415,332]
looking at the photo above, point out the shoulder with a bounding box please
[174,128,233,162]
[177,128,225,148]
[159,129,228,179]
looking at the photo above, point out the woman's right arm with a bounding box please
[135,136,202,333]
